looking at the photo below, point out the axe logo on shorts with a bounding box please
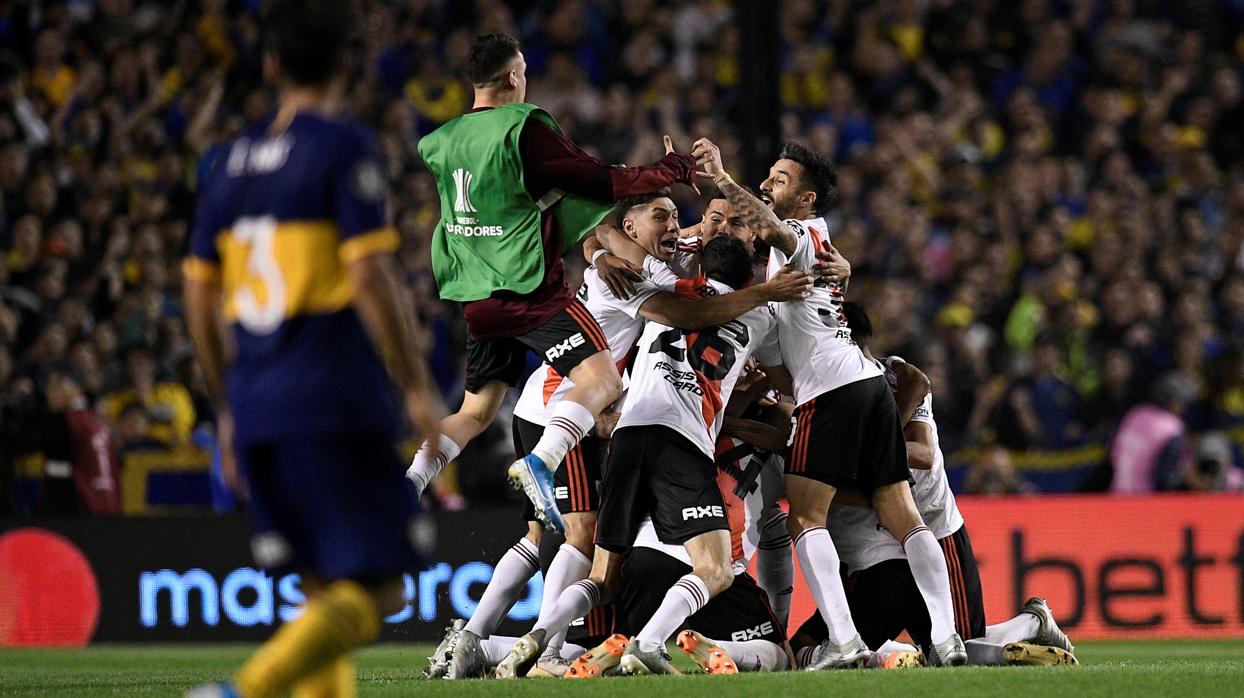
[545,333,586,362]
[681,505,724,520]
[554,486,569,500]
[730,621,775,642]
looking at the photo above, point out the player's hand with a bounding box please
[596,252,643,300]
[759,264,813,302]
[812,241,851,284]
[405,388,446,456]
[691,137,726,182]
[663,135,701,194]
[216,410,249,502]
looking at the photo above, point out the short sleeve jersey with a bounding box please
[184,113,400,442]
[764,217,880,405]
[616,278,781,458]
[512,257,680,425]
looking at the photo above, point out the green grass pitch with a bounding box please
[2,641,1243,696]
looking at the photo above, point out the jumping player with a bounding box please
[693,137,967,668]
[183,2,443,696]
[412,33,699,532]
[429,193,810,679]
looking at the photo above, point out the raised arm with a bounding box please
[691,138,797,256]
[890,360,932,425]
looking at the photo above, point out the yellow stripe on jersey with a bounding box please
[182,257,221,283]
[340,227,400,264]
[217,220,357,324]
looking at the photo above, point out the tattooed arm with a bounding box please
[691,138,798,256]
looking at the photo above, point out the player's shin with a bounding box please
[234,580,380,698]
[792,527,857,645]
[406,434,462,497]
[985,614,1040,645]
[900,525,957,645]
[715,640,789,671]
[531,401,595,472]
[536,543,593,656]
[463,537,540,638]
[965,639,1008,666]
[757,511,793,626]
[634,574,712,653]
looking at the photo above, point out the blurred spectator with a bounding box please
[26,365,121,515]
[0,1,1243,503]
[965,443,1036,495]
[99,345,195,447]
[1110,373,1198,495]
[994,334,1086,449]
[1183,432,1244,493]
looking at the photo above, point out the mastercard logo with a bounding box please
[0,528,100,647]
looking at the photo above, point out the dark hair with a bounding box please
[701,236,753,290]
[46,362,83,389]
[841,301,872,347]
[612,189,672,228]
[263,0,355,86]
[467,33,522,86]
[778,141,837,215]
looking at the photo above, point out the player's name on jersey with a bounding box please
[445,220,506,237]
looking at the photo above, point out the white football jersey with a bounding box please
[512,258,681,425]
[616,278,781,457]
[765,217,880,406]
[633,441,776,573]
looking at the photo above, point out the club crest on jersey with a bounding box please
[730,621,774,642]
[545,333,586,361]
[681,505,724,520]
[452,168,478,214]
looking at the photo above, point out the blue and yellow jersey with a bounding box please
[184,113,400,443]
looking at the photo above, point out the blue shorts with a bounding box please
[238,431,422,583]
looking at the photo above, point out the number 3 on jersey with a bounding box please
[230,216,287,335]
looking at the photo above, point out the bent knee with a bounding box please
[693,563,735,596]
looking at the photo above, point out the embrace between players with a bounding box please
[415,34,1080,679]
[184,12,1076,695]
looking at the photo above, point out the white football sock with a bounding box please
[901,526,957,645]
[985,613,1040,644]
[716,639,788,671]
[795,644,817,668]
[481,635,518,665]
[463,537,539,637]
[965,639,1007,665]
[536,544,592,656]
[406,434,462,496]
[757,511,793,627]
[535,579,601,641]
[531,401,594,469]
[793,527,857,645]
[635,574,711,653]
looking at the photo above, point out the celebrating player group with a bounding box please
[184,8,1076,696]
[414,33,1080,679]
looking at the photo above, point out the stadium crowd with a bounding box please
[2,0,1244,515]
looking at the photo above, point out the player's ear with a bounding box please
[801,190,816,211]
[622,216,637,239]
